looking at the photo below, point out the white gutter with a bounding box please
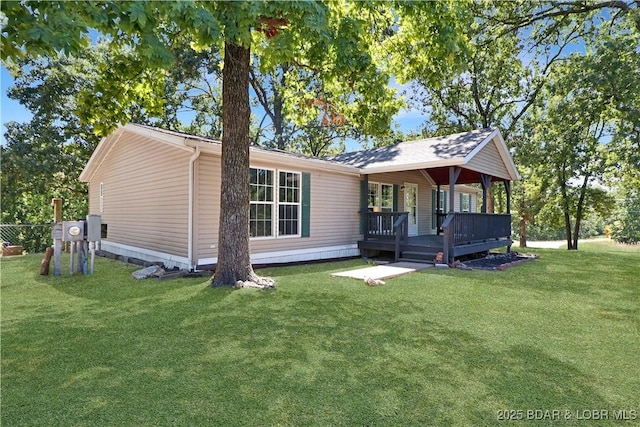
[188,146,201,270]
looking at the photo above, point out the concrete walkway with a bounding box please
[331,262,432,281]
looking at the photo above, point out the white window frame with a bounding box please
[249,167,302,240]
[461,193,472,213]
[367,182,394,213]
[249,167,276,239]
[99,182,104,213]
[277,169,302,238]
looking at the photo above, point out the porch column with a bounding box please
[503,180,511,214]
[362,174,369,240]
[436,182,441,235]
[448,167,461,213]
[479,173,492,214]
[504,180,512,253]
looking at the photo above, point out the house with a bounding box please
[79,124,519,270]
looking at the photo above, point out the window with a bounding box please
[460,193,472,212]
[99,182,104,213]
[368,182,394,212]
[249,168,274,238]
[431,189,448,229]
[249,168,301,238]
[278,171,300,236]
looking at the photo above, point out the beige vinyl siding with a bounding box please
[88,131,190,257]
[465,140,511,180]
[194,153,220,260]
[367,170,431,235]
[195,155,361,260]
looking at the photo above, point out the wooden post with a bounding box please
[436,183,441,235]
[52,198,62,223]
[448,167,461,214]
[40,246,54,275]
[479,174,492,214]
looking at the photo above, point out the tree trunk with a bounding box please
[572,174,590,251]
[519,217,527,248]
[212,42,258,286]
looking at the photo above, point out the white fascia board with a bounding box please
[360,158,465,175]
[79,129,124,182]
[419,170,436,186]
[462,128,500,164]
[186,139,360,175]
[463,128,520,181]
[124,124,192,151]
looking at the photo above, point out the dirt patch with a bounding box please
[455,252,539,271]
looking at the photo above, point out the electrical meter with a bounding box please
[62,221,85,242]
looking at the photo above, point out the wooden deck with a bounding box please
[358,234,512,263]
[360,212,513,264]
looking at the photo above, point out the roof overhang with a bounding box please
[358,128,520,182]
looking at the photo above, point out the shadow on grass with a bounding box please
[2,273,616,426]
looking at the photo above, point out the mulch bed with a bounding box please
[454,251,539,271]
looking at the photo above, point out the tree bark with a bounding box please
[519,217,527,248]
[212,42,258,286]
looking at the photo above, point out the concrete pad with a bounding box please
[331,262,432,281]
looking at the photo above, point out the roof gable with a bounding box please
[328,128,519,181]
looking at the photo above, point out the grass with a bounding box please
[1,241,639,426]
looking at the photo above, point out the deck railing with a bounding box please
[442,212,511,263]
[364,212,409,240]
[363,212,409,262]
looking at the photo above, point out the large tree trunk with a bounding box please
[212,42,258,286]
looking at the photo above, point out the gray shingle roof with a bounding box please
[327,128,497,170]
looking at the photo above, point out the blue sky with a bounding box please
[1,65,424,151]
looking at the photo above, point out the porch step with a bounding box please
[399,251,439,264]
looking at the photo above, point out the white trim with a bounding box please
[277,169,302,238]
[198,244,360,266]
[419,170,436,186]
[188,146,201,270]
[249,166,277,239]
[462,128,520,181]
[124,123,190,147]
[80,129,124,182]
[360,158,465,175]
[185,139,360,175]
[404,182,419,237]
[463,128,499,162]
[99,182,104,213]
[100,241,190,270]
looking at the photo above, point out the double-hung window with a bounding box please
[278,171,300,236]
[249,168,275,238]
[367,182,394,212]
[460,193,472,212]
[249,167,301,238]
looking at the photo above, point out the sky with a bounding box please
[0,65,425,152]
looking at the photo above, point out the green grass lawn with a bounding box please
[2,241,639,426]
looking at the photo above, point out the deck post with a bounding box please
[504,180,512,253]
[448,167,461,213]
[504,180,511,214]
[479,173,492,213]
[436,183,441,235]
[363,174,369,241]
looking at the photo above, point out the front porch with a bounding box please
[359,211,513,264]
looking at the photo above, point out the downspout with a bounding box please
[188,146,201,270]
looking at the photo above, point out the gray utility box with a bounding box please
[86,215,102,242]
[63,221,85,242]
